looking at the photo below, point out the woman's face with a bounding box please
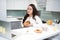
[27,6,33,15]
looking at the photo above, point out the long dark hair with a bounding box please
[23,4,40,23]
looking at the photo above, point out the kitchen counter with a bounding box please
[6,18,22,22]
[11,24,60,40]
[0,18,23,22]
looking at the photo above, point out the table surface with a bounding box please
[11,24,60,40]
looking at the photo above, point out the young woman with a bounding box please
[23,4,42,27]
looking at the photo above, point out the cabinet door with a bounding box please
[46,0,60,12]
[0,21,11,40]
[7,0,29,10]
[0,0,6,21]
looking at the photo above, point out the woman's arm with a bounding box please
[33,16,43,27]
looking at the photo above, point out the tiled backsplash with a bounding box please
[7,10,26,17]
[40,10,60,21]
[7,10,60,21]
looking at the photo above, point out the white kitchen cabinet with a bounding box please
[0,21,11,40]
[46,0,60,12]
[7,0,38,10]
[0,0,29,21]
[0,0,6,21]
[7,0,29,10]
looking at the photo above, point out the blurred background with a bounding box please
[0,0,60,40]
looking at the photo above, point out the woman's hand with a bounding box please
[23,21,33,27]
[23,21,31,27]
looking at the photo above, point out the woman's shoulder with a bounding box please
[35,15,40,18]
[35,15,41,20]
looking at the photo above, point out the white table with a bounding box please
[11,25,60,40]
[0,36,9,40]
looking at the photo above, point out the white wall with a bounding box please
[29,0,38,10]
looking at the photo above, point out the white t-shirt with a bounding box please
[23,15,43,27]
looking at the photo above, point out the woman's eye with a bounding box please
[30,9,32,10]
[27,8,31,10]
